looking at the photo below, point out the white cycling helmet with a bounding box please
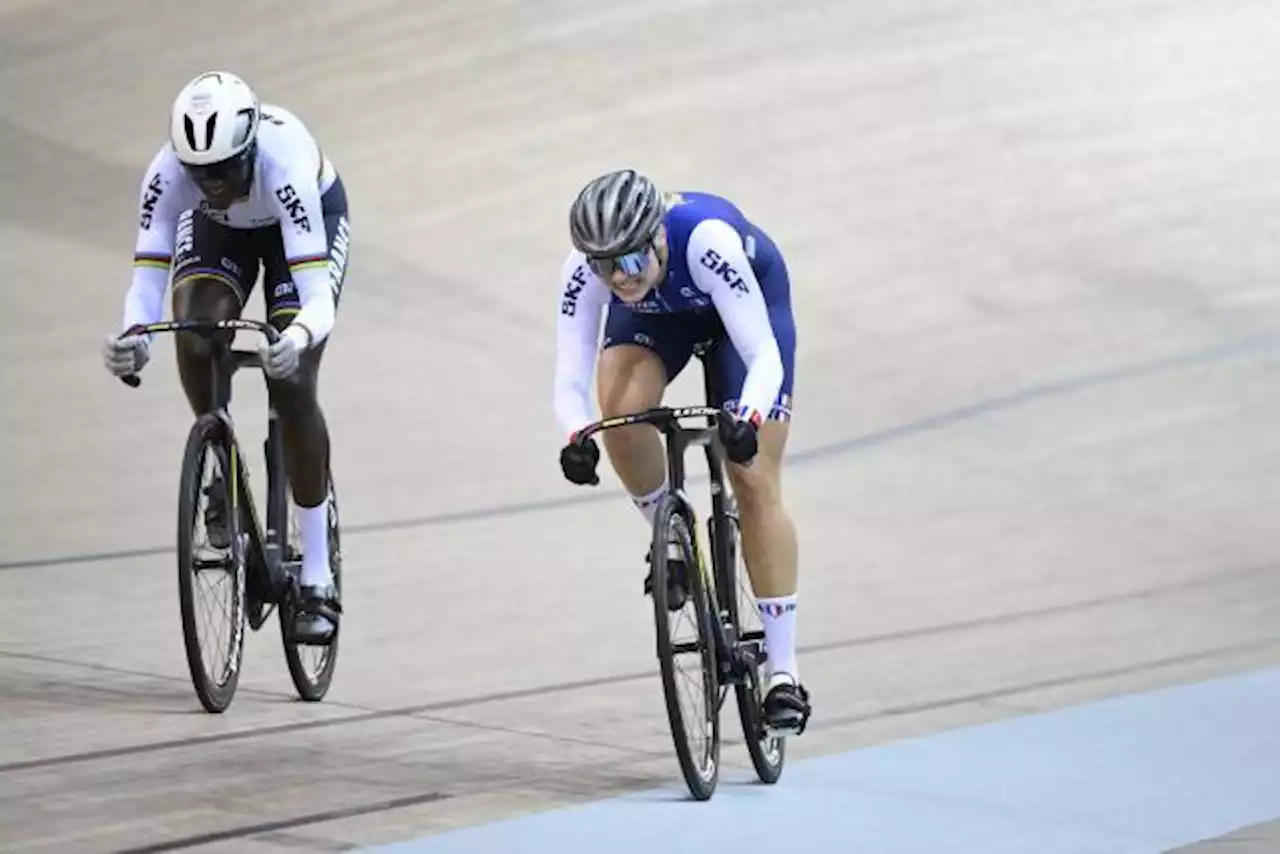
[168,71,261,195]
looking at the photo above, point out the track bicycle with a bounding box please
[571,342,787,800]
[117,318,342,713]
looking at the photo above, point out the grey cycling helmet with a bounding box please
[569,169,666,257]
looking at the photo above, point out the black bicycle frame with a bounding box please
[208,338,292,598]
[674,347,738,605]
[120,319,292,600]
[573,343,749,679]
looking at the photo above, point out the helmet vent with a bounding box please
[182,114,218,153]
[232,109,255,148]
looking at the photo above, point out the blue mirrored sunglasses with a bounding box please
[587,243,652,280]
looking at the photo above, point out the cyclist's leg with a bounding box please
[258,176,350,639]
[170,208,261,414]
[598,314,673,497]
[598,309,699,606]
[715,331,796,602]
[170,208,262,550]
[710,245,808,730]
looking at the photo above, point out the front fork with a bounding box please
[708,483,769,686]
[221,419,275,628]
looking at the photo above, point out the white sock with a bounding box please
[631,477,669,527]
[296,499,331,588]
[757,595,799,685]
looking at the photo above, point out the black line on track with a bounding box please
[0,671,647,774]
[3,558,1274,775]
[108,791,449,853]
[4,332,1279,573]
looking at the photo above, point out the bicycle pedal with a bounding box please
[246,597,269,630]
[287,610,339,646]
[763,718,807,738]
[293,630,337,648]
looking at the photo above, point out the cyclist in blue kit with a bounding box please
[552,168,811,734]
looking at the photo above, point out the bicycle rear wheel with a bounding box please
[281,474,342,701]
[651,493,721,801]
[719,504,786,783]
[176,414,247,714]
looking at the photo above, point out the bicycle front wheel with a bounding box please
[176,414,247,714]
[651,493,721,801]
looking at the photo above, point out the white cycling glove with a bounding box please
[102,333,150,377]
[261,325,311,379]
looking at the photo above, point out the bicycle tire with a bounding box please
[281,474,342,701]
[176,414,247,714]
[718,505,786,783]
[651,493,721,801]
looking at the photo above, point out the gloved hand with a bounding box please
[261,325,308,379]
[560,434,600,485]
[102,333,150,377]
[718,415,759,465]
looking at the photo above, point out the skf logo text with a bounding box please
[275,184,312,233]
[699,249,749,295]
[561,265,588,316]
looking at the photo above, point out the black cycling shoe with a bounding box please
[763,678,811,735]
[203,479,230,550]
[643,544,688,612]
[291,583,341,645]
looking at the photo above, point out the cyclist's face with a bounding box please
[182,147,254,209]
[604,230,667,303]
[197,177,237,209]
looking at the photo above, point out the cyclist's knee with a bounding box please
[727,420,788,510]
[173,277,241,360]
[597,344,665,418]
[267,355,324,423]
[173,274,243,321]
[729,463,780,514]
[596,344,666,457]
[268,375,320,420]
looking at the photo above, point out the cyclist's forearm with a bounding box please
[121,266,169,333]
[288,270,335,348]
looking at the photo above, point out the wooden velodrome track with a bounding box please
[3,1,1280,851]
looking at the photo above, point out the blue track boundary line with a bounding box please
[354,665,1280,854]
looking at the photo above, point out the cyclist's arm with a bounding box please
[687,217,784,425]
[122,149,187,334]
[269,160,335,351]
[553,251,609,439]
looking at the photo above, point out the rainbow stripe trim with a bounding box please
[133,252,172,270]
[171,267,246,303]
[288,254,328,275]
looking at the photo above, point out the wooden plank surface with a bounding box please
[2,1,1280,850]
